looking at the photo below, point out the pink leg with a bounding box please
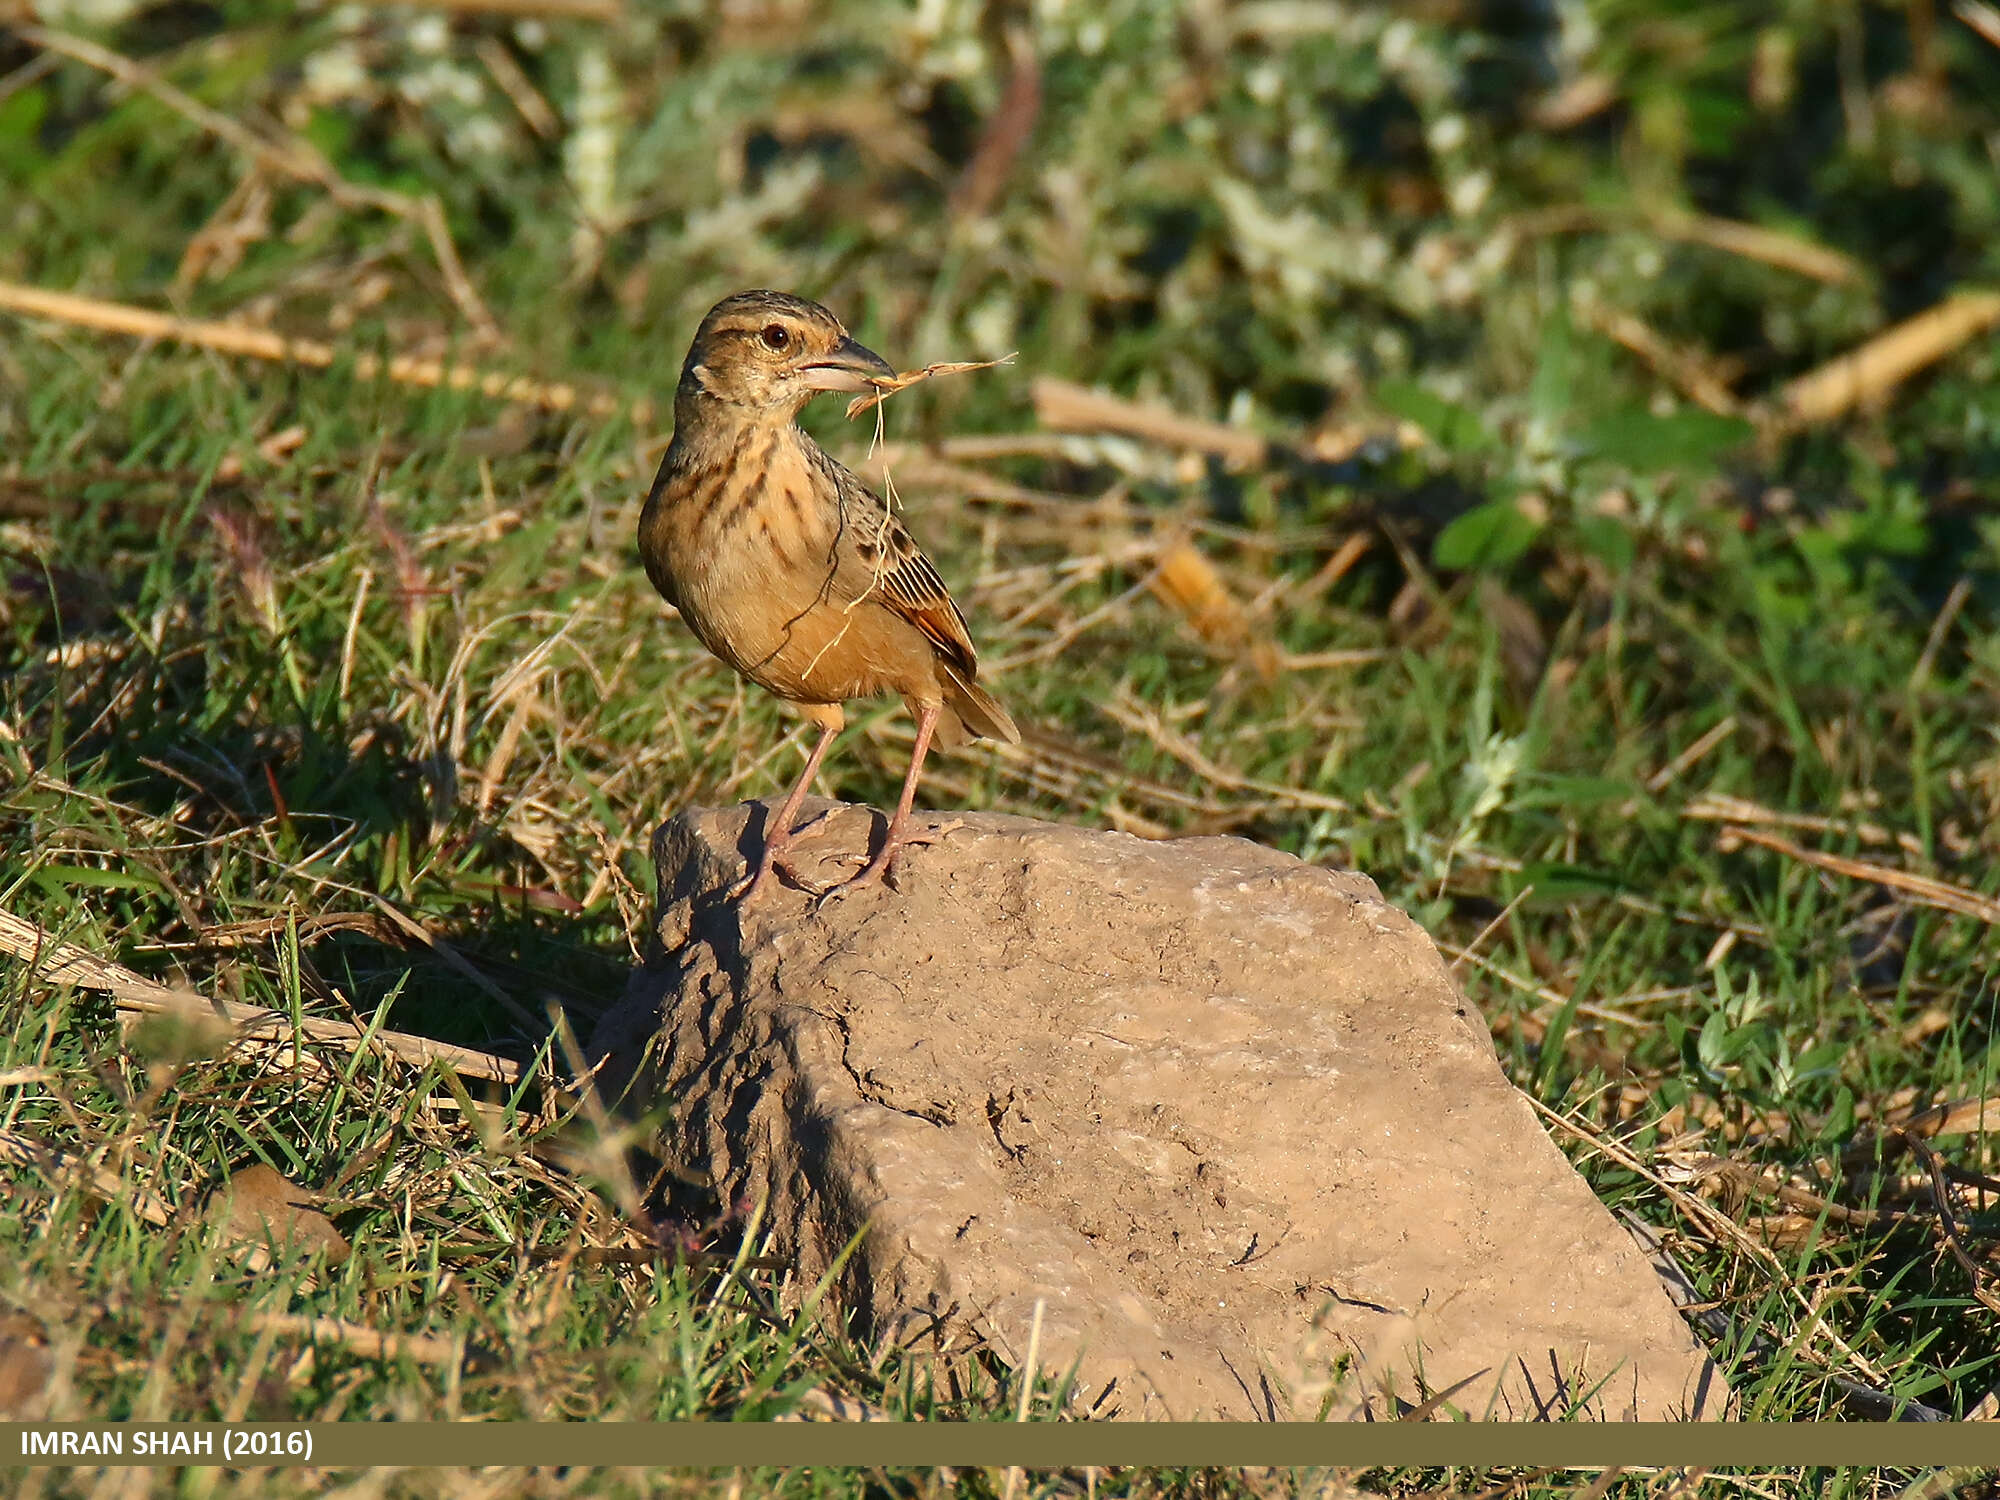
[736,721,839,903]
[826,701,943,897]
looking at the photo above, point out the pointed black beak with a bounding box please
[800,335,896,394]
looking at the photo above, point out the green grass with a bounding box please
[4,0,2000,1491]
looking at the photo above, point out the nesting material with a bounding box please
[845,355,1017,421]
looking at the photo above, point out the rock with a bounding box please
[0,1311,53,1420]
[208,1163,350,1269]
[590,799,1727,1421]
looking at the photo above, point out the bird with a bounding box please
[638,290,1018,904]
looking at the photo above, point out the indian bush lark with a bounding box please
[638,290,1017,902]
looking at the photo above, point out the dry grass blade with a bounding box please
[1394,1364,1495,1422]
[0,1127,174,1227]
[1780,290,2000,425]
[844,354,1016,420]
[0,281,637,421]
[367,896,544,1035]
[17,24,498,340]
[773,1386,895,1422]
[1689,1156,1888,1230]
[0,906,521,1083]
[1515,204,1866,285]
[1646,717,1738,794]
[1661,213,1865,286]
[390,0,622,18]
[1032,375,1274,467]
[1146,537,1282,678]
[1686,790,1912,852]
[1716,824,2000,926]
[1957,0,2000,52]
[1096,688,1350,815]
[948,25,1041,223]
[241,1313,459,1367]
[1577,298,1742,417]
[1528,1096,1896,1386]
[857,448,1059,509]
[1891,1095,2000,1140]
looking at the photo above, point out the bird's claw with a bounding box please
[808,817,966,913]
[732,814,842,905]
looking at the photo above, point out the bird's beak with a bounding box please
[800,335,896,394]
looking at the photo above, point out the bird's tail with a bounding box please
[939,661,1019,744]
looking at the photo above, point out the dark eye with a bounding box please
[761,324,790,351]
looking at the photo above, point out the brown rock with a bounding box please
[0,1311,53,1420]
[209,1164,350,1268]
[591,800,1727,1421]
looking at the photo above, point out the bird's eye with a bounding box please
[761,324,791,351]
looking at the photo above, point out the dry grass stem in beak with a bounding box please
[845,353,1017,420]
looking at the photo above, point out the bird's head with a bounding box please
[676,290,894,421]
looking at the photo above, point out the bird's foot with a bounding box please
[731,813,841,904]
[810,817,965,912]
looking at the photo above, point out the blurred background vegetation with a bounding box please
[5,0,2000,1460]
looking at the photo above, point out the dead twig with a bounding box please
[1576,299,1743,417]
[242,1312,460,1367]
[1780,290,2000,426]
[0,281,639,421]
[1031,376,1274,468]
[0,906,521,1084]
[1887,1095,2000,1142]
[1956,0,2000,53]
[1687,792,1915,854]
[949,25,1041,223]
[1891,1131,2000,1315]
[1513,205,1865,286]
[384,0,621,18]
[0,1128,174,1227]
[18,24,499,341]
[1716,823,2000,927]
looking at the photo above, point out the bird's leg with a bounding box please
[822,701,956,901]
[736,720,840,903]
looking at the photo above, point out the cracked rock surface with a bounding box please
[589,799,1727,1421]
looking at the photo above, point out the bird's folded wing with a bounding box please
[824,456,981,679]
[870,517,979,679]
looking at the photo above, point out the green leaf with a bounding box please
[30,864,165,894]
[0,85,47,157]
[1844,509,1929,557]
[301,106,355,165]
[1579,409,1753,471]
[1375,379,1491,455]
[1528,302,1577,428]
[1696,1010,1734,1076]
[1817,1086,1858,1144]
[1512,780,1636,811]
[1575,515,1636,573]
[1508,860,1632,903]
[1433,498,1542,571]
